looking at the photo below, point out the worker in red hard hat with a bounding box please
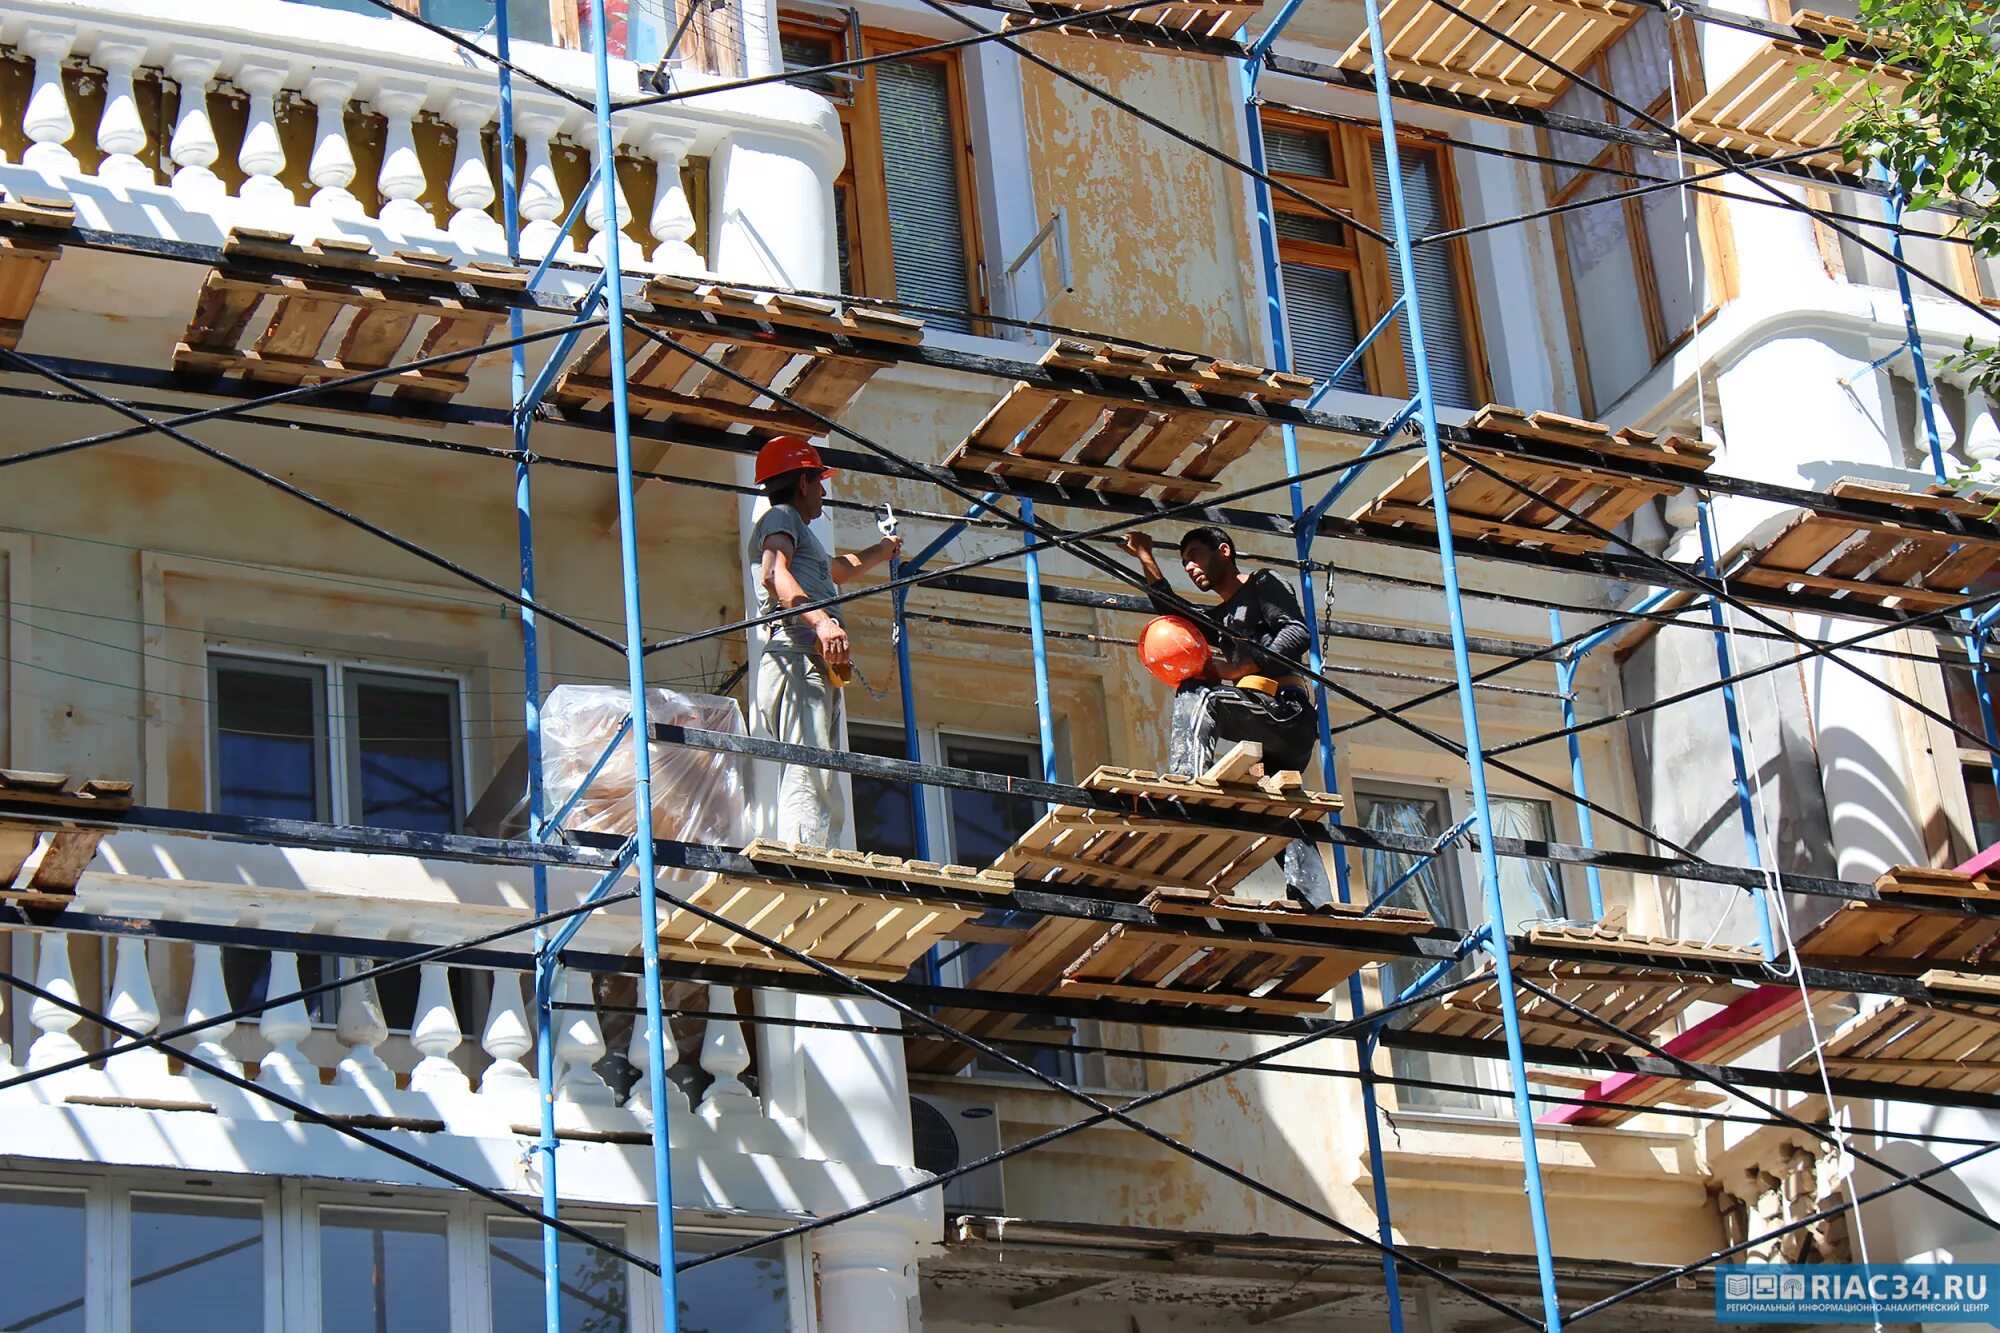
[747,435,902,845]
[1125,525,1330,907]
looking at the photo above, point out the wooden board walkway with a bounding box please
[1798,998,2000,1096]
[1349,405,1711,555]
[0,195,72,351]
[1724,479,2000,614]
[1001,0,1262,48]
[0,770,134,908]
[1337,0,1642,109]
[946,338,1313,503]
[174,229,525,401]
[550,276,922,432]
[1672,13,1912,171]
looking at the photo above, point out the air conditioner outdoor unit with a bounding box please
[909,1092,1006,1217]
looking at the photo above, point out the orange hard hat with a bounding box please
[755,435,833,487]
[1139,616,1212,686]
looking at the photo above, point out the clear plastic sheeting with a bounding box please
[539,685,748,871]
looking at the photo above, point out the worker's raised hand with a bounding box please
[816,617,851,668]
[1122,532,1154,558]
[879,533,904,561]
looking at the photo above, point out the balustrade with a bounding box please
[0,15,716,275]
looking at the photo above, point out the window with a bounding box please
[291,0,556,41]
[782,17,987,331]
[318,1207,452,1331]
[1542,12,1708,414]
[490,1219,632,1332]
[1943,652,2000,852]
[1357,784,1567,1114]
[131,1196,268,1332]
[1261,113,1486,408]
[850,725,921,860]
[210,653,467,1024]
[0,1186,86,1332]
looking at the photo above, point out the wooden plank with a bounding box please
[951,445,1221,494]
[1732,565,1973,611]
[699,344,797,407]
[24,829,103,895]
[966,386,1062,452]
[556,375,822,433]
[0,827,37,886]
[1053,978,1331,1015]
[394,310,503,402]
[785,356,881,417]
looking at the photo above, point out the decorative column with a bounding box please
[304,69,362,218]
[167,49,226,202]
[180,910,244,1079]
[710,126,839,293]
[584,123,637,266]
[373,79,436,233]
[104,935,172,1091]
[553,966,615,1105]
[812,1222,923,1333]
[514,103,574,262]
[408,936,470,1097]
[479,969,537,1096]
[20,23,79,176]
[92,39,154,187]
[25,931,86,1072]
[442,90,503,248]
[696,985,757,1123]
[333,956,395,1097]
[254,909,317,1093]
[641,126,702,273]
[624,993,691,1126]
[234,59,296,208]
[1966,395,2000,477]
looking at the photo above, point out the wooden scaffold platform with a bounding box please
[0,770,135,909]
[1336,0,1642,108]
[0,194,71,352]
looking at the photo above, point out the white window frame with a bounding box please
[1352,778,1573,1120]
[203,647,473,831]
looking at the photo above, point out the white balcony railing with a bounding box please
[0,2,740,274]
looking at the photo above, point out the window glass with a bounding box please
[319,1208,451,1333]
[0,1187,86,1332]
[1640,184,1702,344]
[347,673,461,834]
[1265,127,1336,179]
[876,60,973,332]
[488,1219,630,1333]
[675,1234,792,1333]
[1602,9,1673,117]
[943,738,1042,865]
[427,0,553,40]
[1274,212,1346,248]
[1281,260,1367,393]
[782,29,844,94]
[1560,175,1652,409]
[1489,797,1566,926]
[131,1196,265,1333]
[849,728,920,859]
[213,659,327,822]
[1370,145,1475,409]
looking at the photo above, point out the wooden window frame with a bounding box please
[1539,20,1723,416]
[1261,110,1491,403]
[779,15,990,325]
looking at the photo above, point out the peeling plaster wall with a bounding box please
[1017,37,1263,360]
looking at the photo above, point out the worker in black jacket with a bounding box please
[1124,525,1318,774]
[1124,526,1331,907]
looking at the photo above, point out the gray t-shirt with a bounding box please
[750,505,841,655]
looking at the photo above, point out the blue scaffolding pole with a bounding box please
[1356,0,1564,1321]
[1239,11,1405,1327]
[1022,497,1061,786]
[1881,170,1948,484]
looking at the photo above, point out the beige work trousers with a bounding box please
[757,651,844,846]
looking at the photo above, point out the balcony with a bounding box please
[0,0,837,283]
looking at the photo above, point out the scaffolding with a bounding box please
[0,0,1997,1329]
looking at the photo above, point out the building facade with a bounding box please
[0,0,1991,1328]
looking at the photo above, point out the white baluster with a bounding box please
[697,985,757,1120]
[92,39,153,187]
[623,995,690,1125]
[304,69,362,218]
[641,127,701,273]
[479,969,537,1094]
[255,925,316,1094]
[26,931,86,1072]
[584,124,636,266]
[515,105,573,261]
[443,90,502,248]
[374,79,435,232]
[553,966,615,1105]
[181,938,243,1079]
[1966,396,2000,476]
[234,60,295,208]
[333,957,395,1095]
[0,957,12,1071]
[105,935,172,1089]
[20,24,79,176]
[409,951,470,1097]
[167,50,226,202]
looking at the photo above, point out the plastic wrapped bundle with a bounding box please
[539,685,748,865]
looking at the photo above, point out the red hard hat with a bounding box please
[1139,616,1212,686]
[755,435,833,486]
